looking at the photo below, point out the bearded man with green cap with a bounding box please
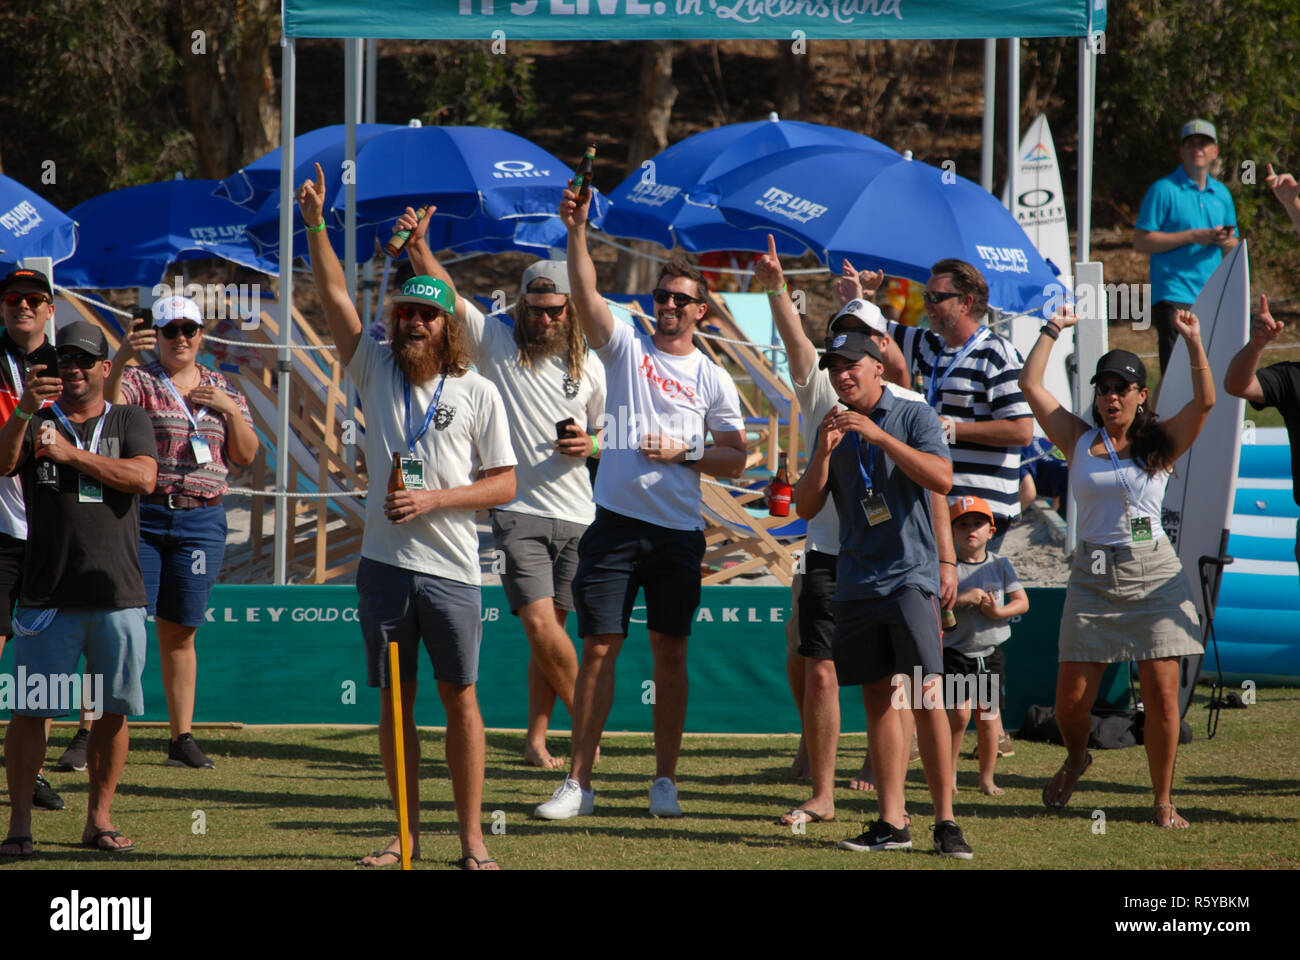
[298,164,517,870]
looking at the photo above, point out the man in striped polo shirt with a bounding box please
[889,259,1033,543]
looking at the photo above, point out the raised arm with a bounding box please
[1266,164,1300,235]
[794,416,841,520]
[837,408,952,494]
[1018,308,1090,460]
[1224,294,1283,405]
[560,187,616,350]
[296,162,362,365]
[1161,309,1215,460]
[106,321,156,404]
[0,369,60,476]
[755,234,818,384]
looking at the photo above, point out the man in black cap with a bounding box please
[0,320,157,857]
[795,328,973,859]
[0,267,71,812]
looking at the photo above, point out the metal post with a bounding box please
[344,39,361,301]
[274,37,296,586]
[1006,38,1019,212]
[1077,39,1095,264]
[981,38,996,193]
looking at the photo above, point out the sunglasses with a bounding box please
[160,322,201,340]
[2,292,52,310]
[56,351,101,370]
[526,303,567,320]
[921,290,963,306]
[652,288,704,308]
[1094,380,1136,397]
[395,304,444,324]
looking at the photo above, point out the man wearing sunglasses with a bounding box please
[0,321,158,857]
[398,208,607,773]
[0,268,73,816]
[298,164,516,870]
[531,176,747,821]
[881,260,1033,547]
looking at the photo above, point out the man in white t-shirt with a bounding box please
[532,181,748,820]
[401,211,607,771]
[298,165,517,870]
[753,238,957,829]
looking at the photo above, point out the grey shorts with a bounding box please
[491,509,584,615]
[9,606,147,717]
[357,557,482,687]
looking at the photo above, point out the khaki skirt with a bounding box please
[1059,536,1204,663]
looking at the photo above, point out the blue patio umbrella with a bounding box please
[59,179,276,289]
[599,116,899,255]
[0,174,77,269]
[700,146,1066,316]
[214,123,403,211]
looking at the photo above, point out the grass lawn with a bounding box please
[6,684,1297,871]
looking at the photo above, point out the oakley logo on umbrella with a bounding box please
[975,244,1031,275]
[492,160,549,180]
[756,187,828,224]
[629,181,682,207]
[1,201,42,238]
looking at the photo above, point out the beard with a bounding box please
[517,312,572,365]
[391,328,444,384]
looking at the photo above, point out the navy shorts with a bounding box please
[797,549,837,660]
[0,531,24,638]
[831,586,944,687]
[572,507,705,639]
[357,556,482,687]
[942,645,1006,710]
[138,501,227,627]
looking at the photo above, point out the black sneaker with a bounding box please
[166,733,215,769]
[932,820,973,859]
[32,773,65,811]
[55,729,91,771]
[838,819,912,852]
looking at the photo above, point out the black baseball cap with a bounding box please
[818,329,884,369]
[0,268,53,298]
[56,321,109,359]
[1090,349,1146,385]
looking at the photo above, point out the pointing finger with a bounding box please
[767,233,778,259]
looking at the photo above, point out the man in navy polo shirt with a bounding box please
[795,329,972,859]
[1135,118,1239,375]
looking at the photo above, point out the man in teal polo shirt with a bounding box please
[1134,118,1238,374]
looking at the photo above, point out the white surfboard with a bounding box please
[1004,114,1074,435]
[1154,241,1250,714]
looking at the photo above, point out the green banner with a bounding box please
[283,1,1106,41]
[1,585,1124,732]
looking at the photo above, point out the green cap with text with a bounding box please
[391,275,455,313]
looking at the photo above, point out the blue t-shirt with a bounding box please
[825,389,951,601]
[1135,167,1237,304]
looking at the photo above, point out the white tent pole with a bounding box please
[1077,38,1094,263]
[274,37,296,586]
[981,38,996,192]
[365,39,378,123]
[1006,37,1019,211]
[344,39,360,301]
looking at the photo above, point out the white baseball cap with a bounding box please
[521,260,571,296]
[1181,118,1217,143]
[152,295,205,326]
[829,298,888,336]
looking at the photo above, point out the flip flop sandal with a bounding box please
[356,849,419,867]
[1154,802,1189,829]
[777,808,834,826]
[1,835,34,858]
[1042,751,1093,809]
[454,855,498,870]
[84,830,134,853]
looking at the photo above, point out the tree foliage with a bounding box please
[398,41,536,130]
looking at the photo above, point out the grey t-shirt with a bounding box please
[944,554,1022,656]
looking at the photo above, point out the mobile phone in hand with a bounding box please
[555,417,577,442]
[132,308,152,334]
[27,344,59,378]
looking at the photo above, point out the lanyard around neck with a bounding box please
[927,326,989,407]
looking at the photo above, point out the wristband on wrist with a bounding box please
[12,406,33,421]
[1040,322,1061,340]
[590,435,599,457]
[306,220,326,234]
[766,282,788,297]
[940,559,957,567]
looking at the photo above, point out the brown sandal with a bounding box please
[1042,751,1093,809]
[1154,802,1189,829]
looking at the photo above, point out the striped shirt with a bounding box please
[890,321,1031,520]
[120,361,253,499]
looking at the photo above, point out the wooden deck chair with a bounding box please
[698,480,805,586]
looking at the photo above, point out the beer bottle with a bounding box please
[942,609,958,631]
[573,145,596,205]
[384,205,428,259]
[768,453,792,518]
[387,452,406,494]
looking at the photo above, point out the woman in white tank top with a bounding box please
[1020,305,1214,830]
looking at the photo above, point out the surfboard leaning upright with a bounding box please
[1153,240,1250,717]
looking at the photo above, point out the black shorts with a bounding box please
[830,586,944,687]
[797,549,837,660]
[1152,300,1192,375]
[572,507,705,639]
[0,532,24,638]
[942,645,1006,709]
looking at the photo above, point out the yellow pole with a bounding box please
[387,641,412,871]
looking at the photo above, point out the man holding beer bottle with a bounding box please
[297,164,516,870]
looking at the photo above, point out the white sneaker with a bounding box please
[649,777,683,818]
[533,777,594,820]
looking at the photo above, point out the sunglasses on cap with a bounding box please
[2,292,52,310]
[921,289,963,306]
[394,304,445,324]
[160,322,201,340]
[1094,379,1136,397]
[56,351,102,370]
[652,288,705,308]
[526,303,567,320]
